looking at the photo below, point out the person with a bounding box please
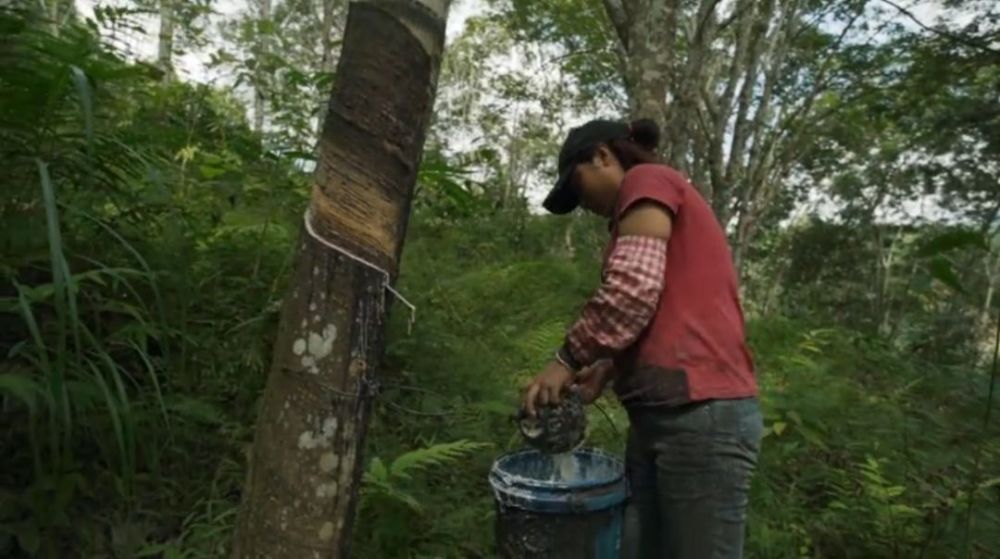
[521,118,763,558]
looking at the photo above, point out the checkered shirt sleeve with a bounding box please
[557,235,667,370]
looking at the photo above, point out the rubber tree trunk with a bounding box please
[231,1,449,557]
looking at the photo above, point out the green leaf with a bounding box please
[916,230,987,257]
[256,19,276,35]
[389,440,490,481]
[392,489,423,512]
[70,66,94,157]
[135,542,174,557]
[772,421,787,436]
[198,165,227,179]
[165,396,226,425]
[927,257,966,294]
[16,520,39,554]
[367,457,389,484]
[0,373,41,414]
[977,477,1000,491]
[796,425,829,451]
[889,504,921,516]
[472,400,515,416]
[886,485,906,497]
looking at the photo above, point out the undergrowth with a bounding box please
[0,8,997,559]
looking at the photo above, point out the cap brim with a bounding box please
[542,167,578,215]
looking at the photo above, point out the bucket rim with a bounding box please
[489,447,624,491]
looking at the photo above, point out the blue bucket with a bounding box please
[489,448,626,558]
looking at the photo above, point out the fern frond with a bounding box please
[516,320,567,360]
[388,440,490,481]
[364,456,390,485]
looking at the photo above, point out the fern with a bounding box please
[362,440,490,512]
[388,439,490,481]
[516,320,567,360]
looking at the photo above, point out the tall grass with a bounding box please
[0,158,168,555]
[0,10,175,554]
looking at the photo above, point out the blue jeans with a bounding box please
[621,398,763,559]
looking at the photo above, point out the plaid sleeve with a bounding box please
[557,235,667,370]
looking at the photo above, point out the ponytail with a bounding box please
[608,118,661,170]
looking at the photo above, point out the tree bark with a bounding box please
[157,0,176,81]
[619,0,677,152]
[983,247,1000,331]
[231,1,449,557]
[253,0,272,135]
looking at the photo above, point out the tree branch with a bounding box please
[718,0,755,32]
[743,0,801,194]
[876,0,1000,56]
[671,0,720,170]
[723,0,774,187]
[602,0,631,50]
[693,0,723,43]
[771,7,880,164]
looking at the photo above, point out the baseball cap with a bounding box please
[543,119,630,214]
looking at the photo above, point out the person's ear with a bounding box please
[595,145,615,168]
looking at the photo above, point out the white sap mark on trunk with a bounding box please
[320,452,339,472]
[313,266,320,276]
[320,291,326,300]
[309,302,317,312]
[301,318,308,328]
[318,521,335,541]
[302,355,316,370]
[322,416,338,439]
[297,416,338,450]
[314,314,322,323]
[292,338,307,356]
[299,324,337,373]
[315,480,339,498]
[298,430,320,450]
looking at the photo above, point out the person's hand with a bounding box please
[574,360,615,404]
[522,361,574,418]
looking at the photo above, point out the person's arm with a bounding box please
[524,167,681,417]
[556,201,673,371]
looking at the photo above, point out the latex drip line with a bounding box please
[302,207,417,334]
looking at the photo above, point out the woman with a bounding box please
[522,118,763,559]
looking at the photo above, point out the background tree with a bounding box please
[495,0,931,271]
[214,0,348,152]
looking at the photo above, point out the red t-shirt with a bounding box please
[608,164,758,406]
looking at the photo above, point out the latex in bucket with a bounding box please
[489,448,626,558]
